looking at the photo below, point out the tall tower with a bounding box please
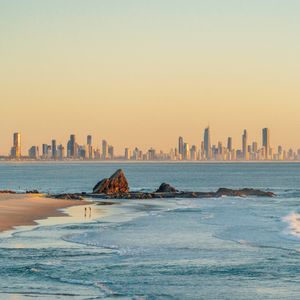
[204,127,211,160]
[69,134,76,158]
[12,132,21,158]
[87,135,93,159]
[227,137,232,152]
[51,139,57,159]
[262,128,270,160]
[178,136,184,157]
[102,139,108,160]
[87,135,92,146]
[242,129,248,160]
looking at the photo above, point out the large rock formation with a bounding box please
[93,169,129,194]
[85,170,276,199]
[156,183,178,193]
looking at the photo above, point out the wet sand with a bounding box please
[0,193,88,232]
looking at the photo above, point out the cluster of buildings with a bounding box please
[27,135,114,160]
[6,128,300,161]
[174,127,298,161]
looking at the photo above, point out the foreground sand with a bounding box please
[0,193,88,232]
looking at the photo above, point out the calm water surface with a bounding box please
[0,162,299,299]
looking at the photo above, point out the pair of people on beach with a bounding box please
[84,206,92,217]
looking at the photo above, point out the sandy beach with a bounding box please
[0,193,88,232]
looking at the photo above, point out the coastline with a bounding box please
[1,160,300,164]
[0,193,88,233]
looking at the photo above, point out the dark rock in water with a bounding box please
[0,190,16,194]
[216,188,275,198]
[93,169,129,194]
[26,190,39,194]
[83,187,275,200]
[84,170,275,199]
[156,183,178,193]
[53,193,84,200]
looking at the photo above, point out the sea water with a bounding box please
[0,162,299,299]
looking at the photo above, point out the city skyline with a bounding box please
[3,127,300,161]
[1,126,299,158]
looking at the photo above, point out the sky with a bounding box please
[0,0,300,155]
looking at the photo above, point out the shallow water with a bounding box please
[0,162,299,299]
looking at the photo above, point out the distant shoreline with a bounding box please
[0,160,300,164]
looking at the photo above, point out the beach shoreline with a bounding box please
[0,193,88,233]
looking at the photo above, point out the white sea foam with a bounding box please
[283,212,300,238]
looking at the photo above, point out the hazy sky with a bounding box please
[1,0,300,155]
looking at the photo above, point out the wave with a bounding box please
[283,212,300,239]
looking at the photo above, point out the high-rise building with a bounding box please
[87,135,93,159]
[87,135,92,146]
[125,148,131,160]
[57,144,65,160]
[242,129,248,160]
[108,145,114,159]
[68,134,77,158]
[11,132,21,159]
[102,140,108,160]
[42,144,51,159]
[148,148,156,160]
[183,143,190,160]
[262,128,270,160]
[51,140,57,159]
[204,127,211,160]
[227,137,232,152]
[28,146,39,159]
[178,137,184,157]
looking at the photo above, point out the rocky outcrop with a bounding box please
[93,169,129,194]
[0,190,16,194]
[156,183,178,193]
[52,193,84,200]
[26,190,40,194]
[215,188,275,198]
[89,170,275,199]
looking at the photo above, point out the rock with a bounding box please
[216,188,275,197]
[93,169,129,194]
[156,183,178,193]
[53,193,84,200]
[0,190,16,194]
[26,190,39,194]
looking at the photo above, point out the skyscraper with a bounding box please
[183,143,190,160]
[51,139,57,159]
[102,140,108,160]
[57,144,65,160]
[204,127,211,160]
[42,144,49,159]
[87,135,92,146]
[68,134,77,158]
[125,148,131,160]
[178,136,184,158]
[227,137,232,152]
[108,145,114,159]
[87,135,93,159]
[28,146,39,159]
[242,129,248,160]
[262,128,270,160]
[11,132,21,159]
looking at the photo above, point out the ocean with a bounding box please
[0,162,299,299]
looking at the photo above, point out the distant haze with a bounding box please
[1,0,300,155]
